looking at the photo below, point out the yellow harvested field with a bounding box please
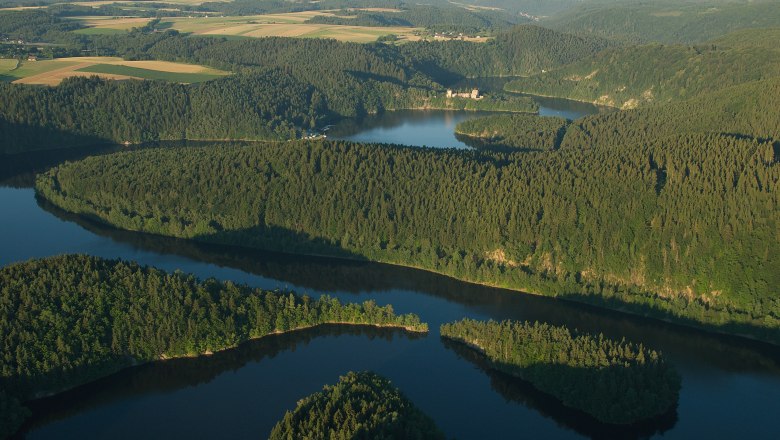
[68,0,219,5]
[450,2,503,12]
[77,16,153,30]
[113,60,222,73]
[0,6,46,10]
[14,62,137,86]
[9,57,228,86]
[650,11,685,17]
[348,8,404,13]
[238,24,421,42]
[75,11,422,43]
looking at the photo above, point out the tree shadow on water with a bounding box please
[19,325,422,435]
[442,338,678,440]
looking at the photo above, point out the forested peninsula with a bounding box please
[455,114,570,150]
[440,319,680,424]
[0,255,426,436]
[35,78,780,344]
[269,371,444,440]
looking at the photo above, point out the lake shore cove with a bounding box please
[0,255,428,436]
[440,319,680,425]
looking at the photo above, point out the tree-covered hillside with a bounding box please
[544,0,780,44]
[0,255,426,401]
[505,31,780,108]
[138,25,609,98]
[35,80,780,342]
[399,25,613,81]
[1,23,612,153]
[455,114,569,150]
[709,27,780,50]
[0,72,326,153]
[269,371,444,439]
[305,5,521,34]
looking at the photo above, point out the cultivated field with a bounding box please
[2,57,229,85]
[0,58,19,70]
[74,11,423,42]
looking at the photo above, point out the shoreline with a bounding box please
[2,104,537,156]
[26,321,426,402]
[440,335,678,426]
[30,188,780,349]
[503,87,620,109]
[392,104,538,114]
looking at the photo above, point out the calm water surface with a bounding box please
[329,92,605,149]
[2,102,779,439]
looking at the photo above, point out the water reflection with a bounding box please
[2,118,780,439]
[23,326,422,433]
[328,90,606,149]
[37,196,780,376]
[0,144,120,188]
[442,338,678,439]
[449,77,613,120]
[328,109,496,149]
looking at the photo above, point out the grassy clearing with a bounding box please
[5,56,229,85]
[76,63,226,82]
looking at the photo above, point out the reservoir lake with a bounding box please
[2,95,779,439]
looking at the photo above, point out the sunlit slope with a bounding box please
[506,29,780,108]
[36,80,780,342]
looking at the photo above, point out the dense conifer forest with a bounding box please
[455,114,569,150]
[2,1,780,436]
[505,29,780,108]
[398,25,612,80]
[0,15,616,153]
[269,371,444,439]
[0,255,426,436]
[305,5,519,34]
[440,319,680,424]
[0,73,325,152]
[35,78,779,342]
[544,0,780,44]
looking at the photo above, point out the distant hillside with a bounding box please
[562,77,780,148]
[400,24,613,81]
[306,5,523,34]
[506,30,780,108]
[457,0,584,17]
[709,27,780,50]
[544,0,780,44]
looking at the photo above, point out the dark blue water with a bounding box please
[2,105,779,439]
